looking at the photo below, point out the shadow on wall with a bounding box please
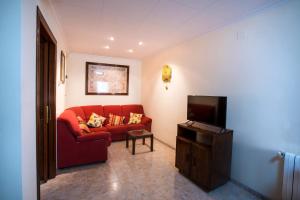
[231,141,284,199]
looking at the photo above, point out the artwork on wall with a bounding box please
[85,62,129,95]
[60,51,66,84]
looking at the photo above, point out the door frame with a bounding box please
[36,7,57,199]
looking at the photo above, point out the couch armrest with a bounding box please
[77,132,111,142]
[141,116,152,132]
[57,110,81,136]
[141,116,152,124]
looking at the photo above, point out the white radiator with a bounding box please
[282,152,300,200]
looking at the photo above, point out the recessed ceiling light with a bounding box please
[128,49,133,53]
[109,36,114,41]
[138,41,143,46]
[104,45,110,49]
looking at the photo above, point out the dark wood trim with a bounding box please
[36,6,57,200]
[37,8,57,45]
[48,41,57,179]
[85,62,129,95]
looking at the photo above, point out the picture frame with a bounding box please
[85,62,129,95]
[60,51,66,84]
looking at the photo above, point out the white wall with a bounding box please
[66,53,141,108]
[21,0,68,199]
[141,0,300,199]
[38,0,68,116]
[21,1,37,199]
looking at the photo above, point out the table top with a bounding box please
[127,129,153,138]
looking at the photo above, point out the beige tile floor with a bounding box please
[41,139,261,200]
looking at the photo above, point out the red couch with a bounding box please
[57,104,152,168]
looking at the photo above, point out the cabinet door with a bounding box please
[190,143,211,188]
[175,136,191,176]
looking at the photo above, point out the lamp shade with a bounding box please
[162,65,172,82]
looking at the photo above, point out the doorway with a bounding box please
[36,7,57,199]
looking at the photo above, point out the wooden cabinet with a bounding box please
[175,123,233,191]
[175,137,191,176]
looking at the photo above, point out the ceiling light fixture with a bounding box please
[128,49,133,53]
[109,36,114,41]
[104,45,110,49]
[138,41,143,46]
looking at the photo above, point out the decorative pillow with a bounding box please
[77,116,91,133]
[108,113,125,126]
[128,113,143,124]
[77,116,85,123]
[79,123,91,133]
[87,113,106,128]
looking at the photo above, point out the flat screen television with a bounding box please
[187,95,227,128]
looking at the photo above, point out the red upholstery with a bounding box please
[67,106,86,121]
[81,105,103,120]
[141,116,152,132]
[106,125,128,133]
[58,110,82,137]
[121,104,145,123]
[77,132,111,143]
[127,123,145,131]
[103,105,122,117]
[89,127,108,132]
[57,114,110,168]
[57,104,152,168]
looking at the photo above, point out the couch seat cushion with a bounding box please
[106,125,128,134]
[77,131,110,142]
[127,123,145,131]
[89,127,108,133]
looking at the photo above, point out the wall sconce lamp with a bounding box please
[162,65,172,90]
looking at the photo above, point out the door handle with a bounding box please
[48,105,51,122]
[45,106,49,124]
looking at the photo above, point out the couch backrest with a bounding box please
[81,105,103,120]
[102,105,121,125]
[67,106,86,121]
[121,104,145,123]
[64,104,145,125]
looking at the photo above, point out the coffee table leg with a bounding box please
[132,138,136,155]
[143,138,145,145]
[151,135,153,152]
[126,134,129,148]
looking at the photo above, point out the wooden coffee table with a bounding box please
[126,129,154,155]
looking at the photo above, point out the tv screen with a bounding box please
[187,95,227,128]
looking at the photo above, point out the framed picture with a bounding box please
[60,51,66,84]
[85,62,129,95]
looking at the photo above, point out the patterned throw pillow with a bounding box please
[128,113,143,124]
[87,113,106,128]
[108,113,125,126]
[77,116,91,133]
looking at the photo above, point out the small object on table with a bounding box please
[126,129,154,155]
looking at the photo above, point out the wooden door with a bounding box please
[175,136,192,176]
[36,7,57,188]
[38,39,49,181]
[190,143,211,188]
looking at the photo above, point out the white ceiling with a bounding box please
[50,0,282,59]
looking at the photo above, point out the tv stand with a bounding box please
[175,122,233,191]
[185,120,195,127]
